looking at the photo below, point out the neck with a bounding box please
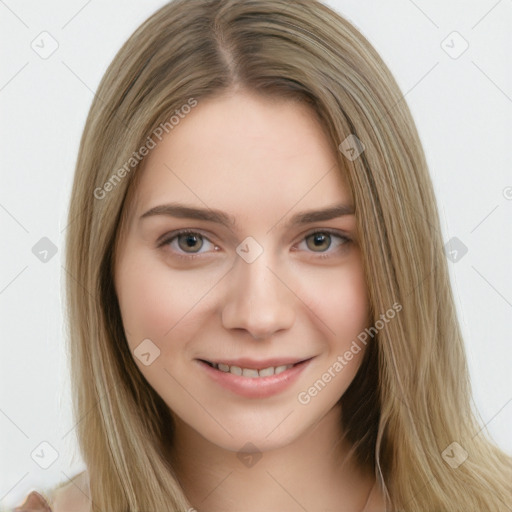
[169,405,376,512]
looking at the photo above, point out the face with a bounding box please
[114,90,371,453]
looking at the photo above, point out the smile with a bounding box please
[196,357,314,398]
[202,361,295,378]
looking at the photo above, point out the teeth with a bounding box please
[209,361,295,378]
[242,368,259,378]
[274,365,289,375]
[230,365,242,376]
[258,366,275,377]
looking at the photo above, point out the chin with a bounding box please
[202,425,304,454]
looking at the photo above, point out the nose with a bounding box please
[221,252,296,340]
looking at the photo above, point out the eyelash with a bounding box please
[158,228,351,261]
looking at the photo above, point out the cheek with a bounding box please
[116,256,175,345]
[115,250,220,352]
[304,259,369,344]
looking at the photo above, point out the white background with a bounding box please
[1,0,511,509]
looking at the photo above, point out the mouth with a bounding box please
[196,356,315,398]
[197,357,313,378]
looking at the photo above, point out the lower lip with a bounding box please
[196,358,314,398]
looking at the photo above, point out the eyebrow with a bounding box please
[139,202,355,230]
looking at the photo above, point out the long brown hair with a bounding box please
[63,0,512,510]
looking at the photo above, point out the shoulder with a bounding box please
[49,470,91,512]
[14,491,52,511]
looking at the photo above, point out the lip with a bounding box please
[200,357,309,370]
[195,357,314,398]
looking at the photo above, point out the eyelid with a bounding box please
[298,227,350,241]
[157,228,217,254]
[158,228,204,245]
[293,228,351,252]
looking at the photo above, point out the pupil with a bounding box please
[308,233,330,251]
[185,235,197,247]
[179,233,203,252]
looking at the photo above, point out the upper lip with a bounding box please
[198,357,312,370]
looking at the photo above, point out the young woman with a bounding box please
[14,0,512,511]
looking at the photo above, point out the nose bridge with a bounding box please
[221,248,295,338]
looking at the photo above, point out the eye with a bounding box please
[158,228,351,261]
[296,230,350,255]
[159,230,217,255]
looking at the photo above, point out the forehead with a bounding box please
[128,91,352,225]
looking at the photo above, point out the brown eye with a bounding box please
[159,230,217,259]
[296,230,351,258]
[305,232,332,252]
[177,232,204,253]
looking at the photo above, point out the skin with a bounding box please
[114,90,385,511]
